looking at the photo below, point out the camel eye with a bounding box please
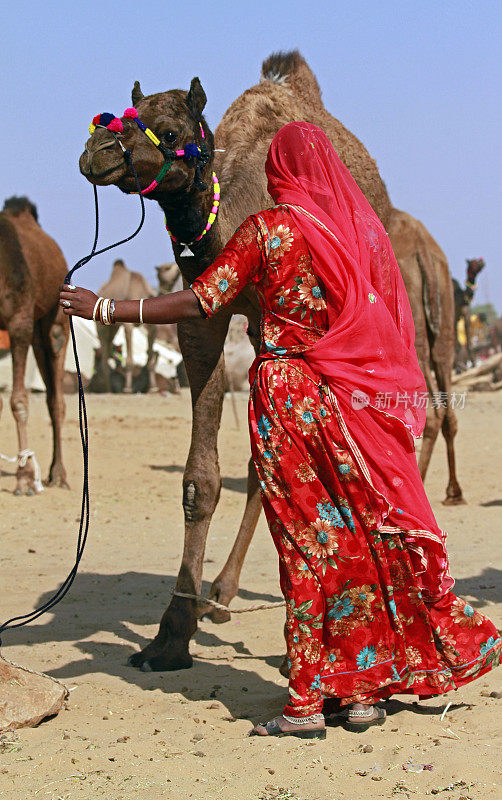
[163,130,178,145]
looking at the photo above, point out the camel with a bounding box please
[79,50,463,671]
[453,258,485,368]
[155,262,182,352]
[156,261,254,392]
[0,196,69,495]
[388,210,463,504]
[93,259,158,393]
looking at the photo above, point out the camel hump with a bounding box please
[0,213,30,293]
[129,270,155,298]
[260,50,323,109]
[3,196,39,223]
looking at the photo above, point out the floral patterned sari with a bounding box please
[191,205,500,718]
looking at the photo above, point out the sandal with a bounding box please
[251,717,326,739]
[344,705,386,733]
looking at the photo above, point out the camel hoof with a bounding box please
[442,494,467,506]
[46,478,70,490]
[127,652,146,668]
[128,650,193,672]
[200,606,231,624]
[123,387,133,394]
[13,488,22,496]
[203,580,237,623]
[25,487,35,497]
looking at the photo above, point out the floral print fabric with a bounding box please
[191,207,501,718]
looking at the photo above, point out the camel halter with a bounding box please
[89,109,220,256]
[90,109,210,194]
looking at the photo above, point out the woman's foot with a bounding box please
[344,703,386,732]
[251,714,326,739]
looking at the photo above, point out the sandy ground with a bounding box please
[0,388,501,800]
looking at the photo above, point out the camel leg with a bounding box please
[96,325,113,392]
[9,319,37,495]
[128,312,231,671]
[123,323,134,393]
[32,311,69,488]
[203,456,262,623]
[430,354,465,505]
[417,357,443,483]
[146,324,159,393]
[410,302,443,484]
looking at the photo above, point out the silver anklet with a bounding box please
[282,713,324,725]
[348,707,375,718]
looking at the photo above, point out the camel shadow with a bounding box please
[1,571,285,723]
[149,463,248,493]
[454,567,502,608]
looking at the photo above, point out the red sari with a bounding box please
[191,125,500,719]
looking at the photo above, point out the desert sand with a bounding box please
[0,389,501,800]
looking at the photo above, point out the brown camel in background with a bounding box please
[0,196,69,495]
[80,50,463,671]
[388,209,463,503]
[94,259,158,393]
[155,262,182,351]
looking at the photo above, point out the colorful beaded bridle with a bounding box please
[89,108,220,255]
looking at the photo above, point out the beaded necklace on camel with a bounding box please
[89,109,220,256]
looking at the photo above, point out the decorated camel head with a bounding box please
[464,258,485,304]
[79,80,215,227]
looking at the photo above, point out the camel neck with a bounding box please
[157,185,221,273]
[159,187,210,238]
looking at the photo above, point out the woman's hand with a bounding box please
[59,285,98,320]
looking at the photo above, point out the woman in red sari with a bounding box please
[61,122,500,739]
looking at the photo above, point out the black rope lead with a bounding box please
[0,153,146,646]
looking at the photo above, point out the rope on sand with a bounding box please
[172,590,285,614]
[0,449,43,493]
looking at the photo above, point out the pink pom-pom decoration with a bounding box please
[107,118,124,133]
[123,107,138,119]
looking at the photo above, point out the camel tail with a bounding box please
[260,50,323,110]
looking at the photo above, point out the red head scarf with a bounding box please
[265,121,426,437]
[266,123,452,601]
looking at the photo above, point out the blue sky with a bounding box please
[2,0,501,310]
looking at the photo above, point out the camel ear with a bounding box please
[185,77,206,119]
[132,81,144,106]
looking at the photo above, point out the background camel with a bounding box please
[156,261,255,392]
[0,196,69,495]
[388,209,463,504]
[93,259,158,393]
[80,50,462,671]
[452,258,485,368]
[155,262,183,353]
